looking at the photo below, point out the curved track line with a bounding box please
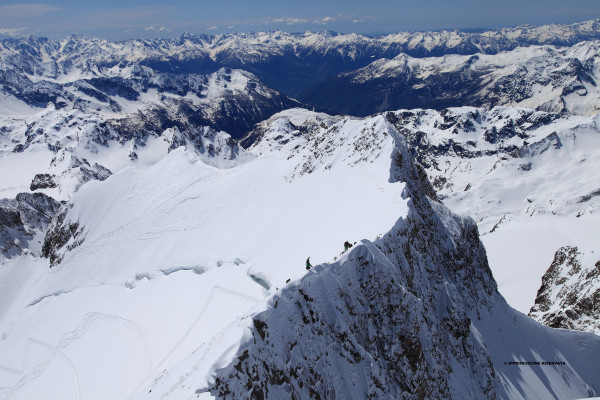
[0,338,81,400]
[155,285,260,372]
[126,283,261,399]
[29,338,81,400]
[0,339,30,375]
[0,312,155,400]
[57,312,155,372]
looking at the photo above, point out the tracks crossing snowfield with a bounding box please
[155,284,261,372]
[1,261,266,400]
[0,311,157,400]
[1,106,599,398]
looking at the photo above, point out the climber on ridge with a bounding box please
[306,257,312,270]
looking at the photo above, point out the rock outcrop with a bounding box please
[0,192,63,259]
[529,246,600,335]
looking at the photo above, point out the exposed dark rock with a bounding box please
[529,246,600,334]
[30,173,57,191]
[0,192,62,258]
[41,206,83,267]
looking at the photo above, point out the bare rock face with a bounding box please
[0,192,63,259]
[41,205,83,267]
[529,246,600,335]
[30,173,58,191]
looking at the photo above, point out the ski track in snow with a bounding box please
[127,283,262,398]
[1,104,598,397]
[25,338,81,400]
[0,314,151,400]
[155,285,261,371]
[0,332,84,400]
[54,172,229,269]
[0,311,157,399]
[1,262,264,400]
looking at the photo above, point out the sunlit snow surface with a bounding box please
[0,107,598,399]
[0,112,408,399]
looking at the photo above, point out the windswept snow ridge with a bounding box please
[205,112,600,399]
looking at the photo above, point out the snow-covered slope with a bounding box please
[0,109,598,399]
[301,41,600,116]
[529,246,600,335]
[0,103,255,261]
[0,111,408,399]
[0,63,300,140]
[383,107,600,314]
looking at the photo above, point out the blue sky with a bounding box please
[1,1,600,40]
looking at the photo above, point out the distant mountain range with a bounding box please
[301,41,600,116]
[2,19,600,114]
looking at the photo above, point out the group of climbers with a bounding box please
[306,240,354,270]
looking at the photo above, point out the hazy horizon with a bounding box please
[1,1,600,41]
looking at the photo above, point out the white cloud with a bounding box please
[144,25,171,32]
[286,18,307,25]
[314,16,335,25]
[0,27,26,37]
[145,26,172,33]
[269,17,307,25]
[207,25,218,31]
[227,25,235,29]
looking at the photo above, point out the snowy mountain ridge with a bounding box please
[2,104,599,322]
[3,19,600,68]
[1,17,599,398]
[3,19,600,99]
[0,64,300,140]
[1,108,598,399]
